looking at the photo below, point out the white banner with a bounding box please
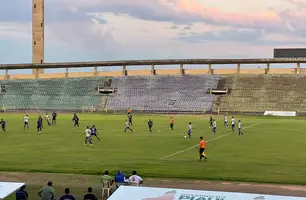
[108,186,306,200]
[264,111,296,117]
[0,182,25,200]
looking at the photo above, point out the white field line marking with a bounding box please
[159,121,264,160]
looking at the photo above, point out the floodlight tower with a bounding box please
[32,0,44,74]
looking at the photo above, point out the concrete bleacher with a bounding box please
[107,75,220,112]
[218,75,306,113]
[0,77,108,111]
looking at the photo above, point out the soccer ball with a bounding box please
[184,136,187,138]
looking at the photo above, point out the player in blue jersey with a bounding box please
[148,119,153,133]
[128,113,133,127]
[90,125,100,141]
[52,111,57,125]
[209,116,213,128]
[72,114,79,127]
[37,116,43,133]
[0,119,6,132]
[212,119,216,135]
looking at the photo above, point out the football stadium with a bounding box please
[1,1,306,200]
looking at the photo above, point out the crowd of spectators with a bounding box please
[15,170,143,200]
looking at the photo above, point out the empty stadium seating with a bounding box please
[218,75,306,113]
[0,77,109,111]
[107,75,220,112]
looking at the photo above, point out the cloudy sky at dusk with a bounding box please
[0,0,305,71]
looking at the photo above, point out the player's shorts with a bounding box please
[129,119,132,123]
[24,122,28,125]
[170,124,173,128]
[212,127,216,131]
[210,122,213,126]
[91,133,97,136]
[188,129,192,134]
[74,122,79,125]
[148,125,152,128]
[199,148,205,155]
[238,128,241,132]
[231,124,235,128]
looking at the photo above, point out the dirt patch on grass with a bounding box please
[1,172,306,197]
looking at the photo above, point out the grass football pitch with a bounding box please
[0,113,306,187]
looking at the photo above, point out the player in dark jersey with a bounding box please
[0,119,6,132]
[72,115,79,127]
[37,116,43,133]
[90,125,100,141]
[128,113,133,127]
[52,111,57,125]
[209,116,213,128]
[231,116,235,133]
[148,119,153,132]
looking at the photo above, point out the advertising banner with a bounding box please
[108,186,306,200]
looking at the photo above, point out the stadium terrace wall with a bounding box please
[0,58,306,79]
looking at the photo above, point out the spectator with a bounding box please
[114,170,125,186]
[129,171,143,186]
[84,187,98,200]
[60,188,75,200]
[16,185,28,200]
[101,170,113,183]
[38,181,55,200]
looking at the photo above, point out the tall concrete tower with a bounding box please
[32,0,44,74]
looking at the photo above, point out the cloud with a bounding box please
[176,29,306,45]
[2,0,306,63]
[0,22,31,40]
[24,0,284,30]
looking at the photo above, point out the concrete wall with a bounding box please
[32,0,44,74]
[1,67,305,80]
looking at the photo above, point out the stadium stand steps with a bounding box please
[0,77,109,111]
[217,75,306,113]
[107,75,220,112]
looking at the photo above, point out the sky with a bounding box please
[0,0,306,72]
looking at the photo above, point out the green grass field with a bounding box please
[0,113,306,186]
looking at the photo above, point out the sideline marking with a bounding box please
[159,121,264,160]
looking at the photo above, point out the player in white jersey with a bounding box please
[224,115,228,127]
[186,122,193,138]
[212,119,217,135]
[45,113,51,126]
[124,120,133,132]
[24,115,29,129]
[82,126,92,145]
[238,120,244,136]
[231,116,235,132]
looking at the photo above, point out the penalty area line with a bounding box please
[159,121,264,160]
